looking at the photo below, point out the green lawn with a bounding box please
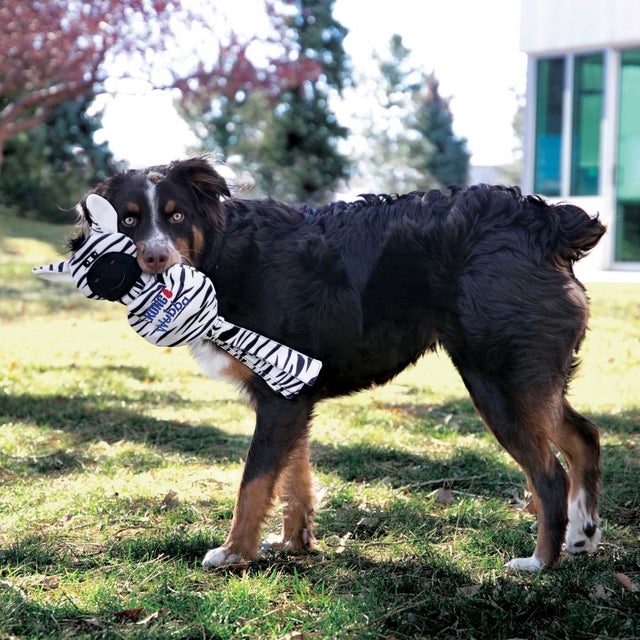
[1,208,639,639]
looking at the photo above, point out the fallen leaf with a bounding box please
[114,608,145,623]
[356,517,380,529]
[137,608,167,626]
[428,487,455,505]
[39,576,59,590]
[589,584,609,600]
[326,532,352,553]
[614,572,639,591]
[83,617,102,629]
[162,490,179,509]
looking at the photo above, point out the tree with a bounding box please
[0,0,185,172]
[262,0,350,202]
[0,96,119,220]
[407,75,470,188]
[355,34,424,193]
[179,0,351,203]
[355,35,469,193]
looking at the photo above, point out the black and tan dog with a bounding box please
[76,157,606,571]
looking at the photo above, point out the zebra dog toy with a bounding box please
[33,194,322,399]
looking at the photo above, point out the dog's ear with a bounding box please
[168,158,231,200]
[72,196,94,251]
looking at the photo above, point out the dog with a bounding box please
[74,157,606,571]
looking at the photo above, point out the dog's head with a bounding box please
[75,157,230,274]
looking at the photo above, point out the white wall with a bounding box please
[521,0,640,55]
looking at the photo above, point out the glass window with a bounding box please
[534,58,564,196]
[616,49,640,261]
[571,53,603,195]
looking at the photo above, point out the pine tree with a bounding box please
[0,96,118,220]
[182,0,351,203]
[363,34,424,193]
[357,36,469,192]
[407,75,469,188]
[250,0,351,202]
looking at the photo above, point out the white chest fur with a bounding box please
[189,339,252,394]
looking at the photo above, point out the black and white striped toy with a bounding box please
[33,195,321,399]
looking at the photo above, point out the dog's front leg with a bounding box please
[202,393,314,567]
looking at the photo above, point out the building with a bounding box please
[520,0,640,271]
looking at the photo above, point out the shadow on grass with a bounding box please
[2,390,638,488]
[0,278,95,320]
[0,391,252,467]
[312,442,523,496]
[3,526,637,640]
[1,388,522,494]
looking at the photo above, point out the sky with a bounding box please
[97,0,527,170]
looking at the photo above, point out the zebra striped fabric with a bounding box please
[204,318,322,399]
[127,264,322,398]
[127,265,219,347]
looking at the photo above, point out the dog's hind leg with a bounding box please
[458,369,569,571]
[202,395,314,568]
[551,402,601,555]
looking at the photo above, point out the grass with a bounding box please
[1,205,639,639]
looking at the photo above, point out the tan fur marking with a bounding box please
[174,230,205,269]
[164,199,176,214]
[222,357,254,384]
[277,437,316,552]
[550,403,600,534]
[174,238,190,264]
[527,450,563,568]
[192,227,205,267]
[126,202,140,213]
[224,475,277,560]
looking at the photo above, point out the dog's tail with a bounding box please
[548,200,606,264]
[523,195,606,265]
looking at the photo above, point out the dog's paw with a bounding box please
[202,546,243,568]
[505,555,544,572]
[260,533,287,553]
[565,492,601,555]
[565,523,602,555]
[260,529,315,554]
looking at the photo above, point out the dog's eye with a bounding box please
[121,216,137,227]
[170,211,185,223]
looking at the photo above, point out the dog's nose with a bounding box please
[143,249,170,273]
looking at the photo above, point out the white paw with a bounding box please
[565,525,602,555]
[202,546,242,567]
[565,490,601,555]
[505,555,544,572]
[260,533,287,552]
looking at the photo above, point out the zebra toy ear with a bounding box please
[33,194,120,284]
[84,194,118,234]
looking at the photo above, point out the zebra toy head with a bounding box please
[33,194,141,300]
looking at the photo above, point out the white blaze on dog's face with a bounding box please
[132,180,182,274]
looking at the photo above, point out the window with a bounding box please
[616,49,640,261]
[534,58,564,196]
[571,53,603,195]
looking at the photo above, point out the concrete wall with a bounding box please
[521,0,640,55]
